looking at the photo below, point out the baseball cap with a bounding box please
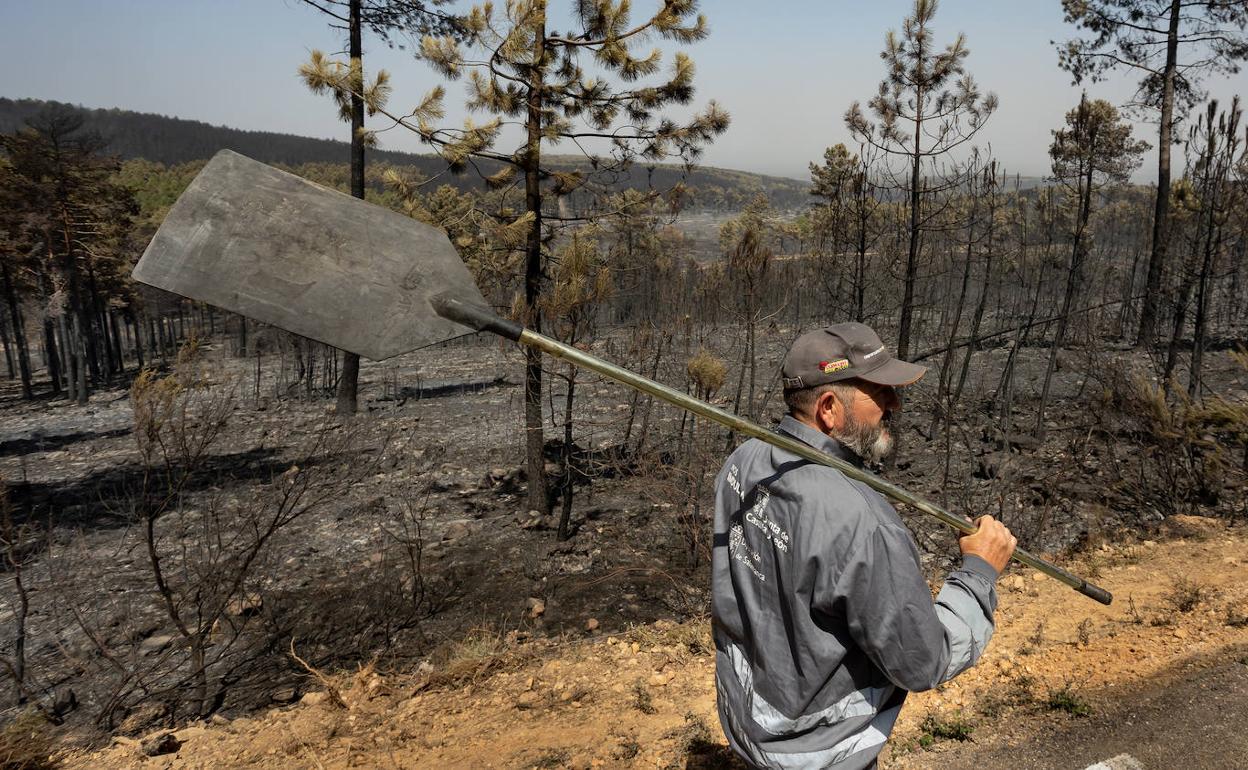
[781,323,927,389]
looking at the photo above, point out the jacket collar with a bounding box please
[776,415,864,467]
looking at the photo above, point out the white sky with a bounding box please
[2,1,1246,181]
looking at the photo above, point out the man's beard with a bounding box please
[834,411,894,465]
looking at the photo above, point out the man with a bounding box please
[712,323,1016,769]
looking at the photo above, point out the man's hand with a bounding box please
[959,515,1017,575]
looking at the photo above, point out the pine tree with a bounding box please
[302,0,728,513]
[846,0,996,360]
[2,107,137,403]
[299,0,456,414]
[1163,98,1242,395]
[1057,0,1248,347]
[1036,95,1148,432]
[808,143,878,321]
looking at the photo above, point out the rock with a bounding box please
[585,618,600,632]
[130,620,162,642]
[1064,482,1102,501]
[482,467,524,493]
[526,597,546,619]
[271,687,298,704]
[366,674,388,696]
[1006,575,1026,591]
[975,453,1008,480]
[1165,515,1222,539]
[648,672,670,687]
[1032,572,1047,582]
[139,634,176,656]
[442,521,472,541]
[226,593,263,618]
[300,691,329,707]
[516,690,541,709]
[1002,433,1041,452]
[141,732,182,757]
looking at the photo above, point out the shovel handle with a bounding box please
[431,295,1114,606]
[431,294,523,341]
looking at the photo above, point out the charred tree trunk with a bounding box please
[522,9,549,514]
[42,317,61,396]
[898,103,924,360]
[1037,148,1095,435]
[1,260,33,398]
[1135,0,1182,347]
[557,366,576,541]
[335,0,365,416]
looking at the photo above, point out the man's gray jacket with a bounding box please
[712,417,999,769]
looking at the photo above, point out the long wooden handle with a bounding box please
[432,295,1113,605]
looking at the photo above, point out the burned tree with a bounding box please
[1058,0,1248,346]
[1163,98,1242,395]
[301,0,728,513]
[299,0,461,414]
[1037,95,1147,432]
[846,0,996,360]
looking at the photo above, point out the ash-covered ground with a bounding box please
[1,325,1243,740]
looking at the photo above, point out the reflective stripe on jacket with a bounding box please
[712,416,998,770]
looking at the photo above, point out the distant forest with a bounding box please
[0,98,810,210]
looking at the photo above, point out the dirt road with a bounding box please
[907,652,1248,769]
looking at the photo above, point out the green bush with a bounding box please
[919,711,975,746]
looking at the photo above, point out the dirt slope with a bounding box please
[62,515,1248,770]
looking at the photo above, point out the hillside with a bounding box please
[57,515,1248,769]
[0,97,811,208]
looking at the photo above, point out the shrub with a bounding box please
[0,711,57,770]
[919,711,975,746]
[1100,363,1248,519]
[1163,577,1216,614]
[631,679,657,715]
[1045,683,1091,717]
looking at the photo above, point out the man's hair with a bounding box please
[784,381,859,419]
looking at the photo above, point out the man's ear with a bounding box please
[814,390,842,434]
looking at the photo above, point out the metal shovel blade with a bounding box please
[132,149,487,360]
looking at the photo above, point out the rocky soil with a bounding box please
[53,515,1248,769]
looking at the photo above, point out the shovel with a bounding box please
[133,150,1113,605]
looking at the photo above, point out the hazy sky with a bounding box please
[3,1,1247,181]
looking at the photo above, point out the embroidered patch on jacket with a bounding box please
[820,359,850,374]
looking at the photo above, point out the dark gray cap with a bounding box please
[781,323,927,389]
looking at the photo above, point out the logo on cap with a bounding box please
[819,359,850,374]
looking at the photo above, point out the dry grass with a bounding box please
[0,711,57,770]
[625,617,713,658]
[631,679,657,714]
[424,626,532,689]
[1163,577,1217,614]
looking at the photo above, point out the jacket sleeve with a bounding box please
[832,522,999,692]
